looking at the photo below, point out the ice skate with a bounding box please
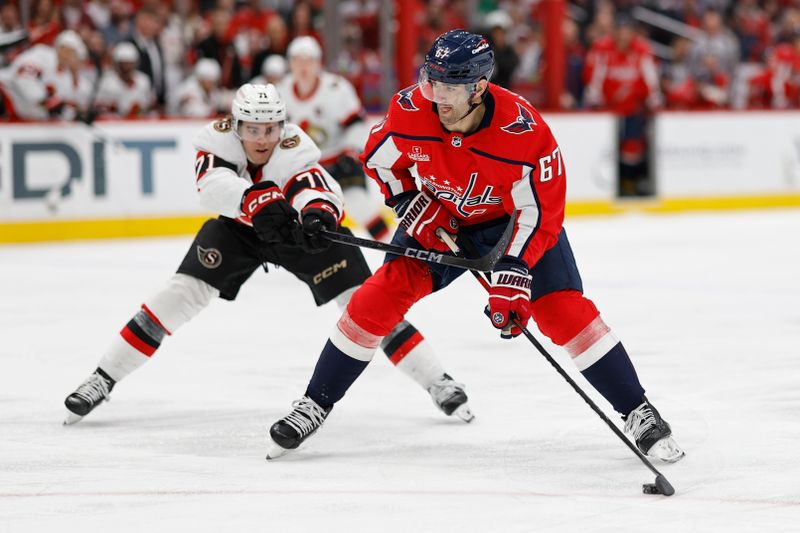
[428,373,474,423]
[624,397,685,463]
[63,369,115,425]
[267,396,332,460]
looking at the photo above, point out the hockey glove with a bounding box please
[486,256,532,339]
[241,181,299,244]
[296,200,340,253]
[392,190,458,252]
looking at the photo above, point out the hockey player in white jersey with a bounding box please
[277,36,392,241]
[0,30,91,120]
[168,58,232,118]
[93,42,154,118]
[63,83,473,428]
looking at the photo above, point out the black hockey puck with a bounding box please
[642,483,659,494]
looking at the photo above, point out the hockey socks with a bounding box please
[307,311,381,407]
[99,306,167,382]
[306,340,370,408]
[578,342,645,416]
[381,321,444,390]
[365,215,390,240]
[98,275,218,383]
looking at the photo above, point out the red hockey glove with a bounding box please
[241,181,299,244]
[297,200,340,253]
[392,190,458,252]
[486,257,532,339]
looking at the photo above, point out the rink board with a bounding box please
[2,112,800,243]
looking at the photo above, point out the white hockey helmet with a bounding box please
[112,42,139,64]
[231,83,286,135]
[485,10,512,30]
[262,54,287,78]
[194,58,221,82]
[55,30,88,61]
[287,36,322,60]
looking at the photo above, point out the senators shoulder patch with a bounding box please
[213,118,232,133]
[280,135,300,149]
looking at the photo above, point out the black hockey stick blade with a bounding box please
[319,215,515,272]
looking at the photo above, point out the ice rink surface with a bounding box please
[1,209,799,532]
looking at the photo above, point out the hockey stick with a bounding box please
[318,215,514,272]
[435,229,676,497]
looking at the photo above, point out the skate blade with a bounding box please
[453,403,475,423]
[63,411,84,426]
[266,441,291,461]
[648,436,685,463]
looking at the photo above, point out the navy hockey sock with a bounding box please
[580,342,645,415]
[306,340,370,408]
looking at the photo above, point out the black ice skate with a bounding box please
[624,397,685,463]
[428,373,474,423]
[63,369,115,425]
[267,396,332,460]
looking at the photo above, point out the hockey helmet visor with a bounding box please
[237,121,283,143]
[417,68,475,105]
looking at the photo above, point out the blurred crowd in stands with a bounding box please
[1,0,800,123]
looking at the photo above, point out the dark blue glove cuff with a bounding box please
[494,255,530,275]
[387,190,420,216]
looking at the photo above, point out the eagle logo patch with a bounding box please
[501,103,537,134]
[397,87,419,111]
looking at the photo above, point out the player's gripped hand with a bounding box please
[391,190,458,252]
[486,256,532,339]
[241,181,300,244]
[296,201,340,253]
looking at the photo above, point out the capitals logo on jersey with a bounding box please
[501,103,537,134]
[397,87,419,111]
[421,172,502,218]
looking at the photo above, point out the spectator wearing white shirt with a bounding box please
[94,42,154,118]
[168,58,230,118]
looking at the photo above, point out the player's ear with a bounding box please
[472,79,489,103]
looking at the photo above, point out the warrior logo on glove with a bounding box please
[487,257,533,339]
[393,190,459,252]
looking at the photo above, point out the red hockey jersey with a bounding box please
[360,83,566,268]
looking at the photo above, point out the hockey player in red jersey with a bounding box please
[268,30,684,464]
[63,83,474,427]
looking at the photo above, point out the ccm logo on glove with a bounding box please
[245,189,285,214]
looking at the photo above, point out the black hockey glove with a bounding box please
[295,201,340,253]
[241,181,300,244]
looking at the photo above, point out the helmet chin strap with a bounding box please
[446,86,486,126]
[453,101,481,124]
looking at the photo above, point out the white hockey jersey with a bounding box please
[0,44,91,120]
[94,69,153,117]
[277,71,370,165]
[192,119,344,226]
[169,76,231,118]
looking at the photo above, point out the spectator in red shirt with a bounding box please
[584,13,662,196]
